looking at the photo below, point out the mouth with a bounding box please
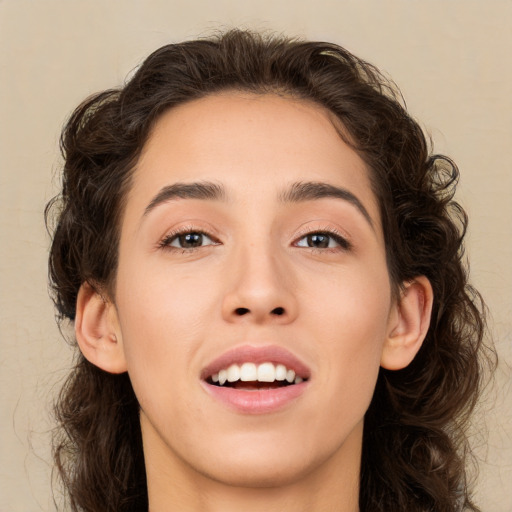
[206,361,306,390]
[201,345,310,413]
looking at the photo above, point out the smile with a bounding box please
[208,362,305,388]
[201,345,310,413]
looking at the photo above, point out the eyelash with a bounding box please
[158,227,220,252]
[292,227,352,252]
[157,227,352,252]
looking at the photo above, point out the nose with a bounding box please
[221,243,298,325]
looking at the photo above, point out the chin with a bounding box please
[197,454,315,489]
[186,429,342,490]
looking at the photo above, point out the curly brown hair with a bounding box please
[46,29,490,511]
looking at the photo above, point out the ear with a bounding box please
[381,276,433,371]
[75,282,127,374]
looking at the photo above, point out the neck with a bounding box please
[143,419,362,512]
[149,477,359,512]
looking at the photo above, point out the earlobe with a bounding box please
[75,282,127,374]
[381,276,433,371]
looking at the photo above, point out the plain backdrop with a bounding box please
[1,1,511,510]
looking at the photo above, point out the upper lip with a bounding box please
[201,344,311,381]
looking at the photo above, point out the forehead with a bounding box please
[129,92,380,224]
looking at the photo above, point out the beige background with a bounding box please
[1,1,511,510]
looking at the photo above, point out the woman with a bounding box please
[46,29,489,512]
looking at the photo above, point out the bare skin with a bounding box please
[76,93,433,512]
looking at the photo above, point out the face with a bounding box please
[113,93,396,488]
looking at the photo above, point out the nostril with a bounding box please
[272,307,285,316]
[235,307,250,316]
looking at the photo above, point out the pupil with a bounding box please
[308,234,329,248]
[180,233,203,248]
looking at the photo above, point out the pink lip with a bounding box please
[200,345,311,380]
[202,381,308,414]
[200,345,311,415]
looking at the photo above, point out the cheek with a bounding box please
[117,260,217,340]
[114,265,219,405]
[309,259,391,336]
[309,264,391,395]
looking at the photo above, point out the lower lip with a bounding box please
[202,381,308,414]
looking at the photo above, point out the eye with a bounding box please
[160,230,218,250]
[295,231,350,250]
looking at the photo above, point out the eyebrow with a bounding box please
[143,181,226,216]
[280,181,374,228]
[142,179,373,228]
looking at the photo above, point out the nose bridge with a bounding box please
[222,233,297,324]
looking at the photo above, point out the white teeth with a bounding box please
[257,362,275,382]
[240,362,257,381]
[227,364,240,382]
[275,364,287,381]
[210,362,306,386]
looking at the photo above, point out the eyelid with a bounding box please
[292,226,353,251]
[155,222,352,252]
[157,225,221,250]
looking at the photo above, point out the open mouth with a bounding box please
[206,362,307,389]
[202,350,310,413]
